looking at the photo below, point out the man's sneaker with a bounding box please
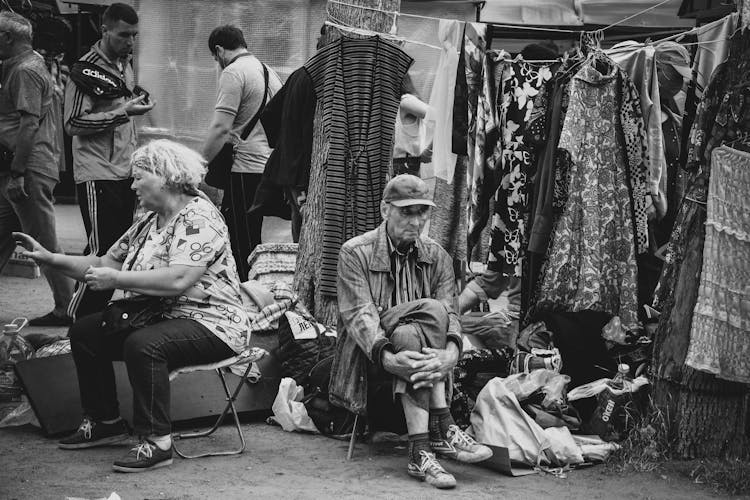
[431,425,493,464]
[112,440,173,473]
[407,450,456,489]
[58,418,130,449]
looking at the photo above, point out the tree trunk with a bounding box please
[294,0,401,325]
[654,370,749,460]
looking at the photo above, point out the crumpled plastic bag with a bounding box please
[543,427,583,466]
[271,377,319,433]
[567,376,650,401]
[501,369,559,402]
[0,397,39,428]
[470,377,550,465]
[470,376,588,467]
[572,434,620,462]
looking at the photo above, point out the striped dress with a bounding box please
[305,35,413,296]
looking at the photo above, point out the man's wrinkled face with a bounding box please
[103,20,138,59]
[383,203,431,248]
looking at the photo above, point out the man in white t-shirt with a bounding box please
[203,25,281,278]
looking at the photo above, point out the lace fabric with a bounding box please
[685,146,750,383]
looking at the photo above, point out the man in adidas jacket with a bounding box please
[63,3,153,319]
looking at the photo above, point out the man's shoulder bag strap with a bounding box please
[239,62,270,142]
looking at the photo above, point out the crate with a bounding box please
[247,243,298,288]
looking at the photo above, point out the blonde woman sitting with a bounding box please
[14,139,250,472]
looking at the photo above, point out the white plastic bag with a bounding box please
[543,427,583,466]
[502,369,559,401]
[469,377,550,465]
[572,434,620,462]
[271,378,319,433]
[567,376,650,401]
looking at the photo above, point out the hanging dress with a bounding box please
[652,30,750,381]
[535,61,641,330]
[304,34,413,297]
[685,146,750,383]
[486,57,553,278]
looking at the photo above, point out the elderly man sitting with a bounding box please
[329,174,491,489]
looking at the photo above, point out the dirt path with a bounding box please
[0,422,730,500]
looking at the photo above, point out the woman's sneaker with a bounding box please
[58,418,131,449]
[431,425,493,463]
[407,450,456,489]
[112,439,173,473]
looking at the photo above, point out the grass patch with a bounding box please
[604,395,750,496]
[606,395,671,474]
[673,459,750,496]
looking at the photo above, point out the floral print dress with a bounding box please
[486,58,553,278]
[535,61,641,330]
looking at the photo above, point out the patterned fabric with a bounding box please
[487,58,553,277]
[304,35,413,297]
[534,62,640,330]
[248,281,296,332]
[685,146,750,383]
[428,155,468,263]
[108,197,250,353]
[618,70,651,254]
[651,30,750,382]
[465,24,489,258]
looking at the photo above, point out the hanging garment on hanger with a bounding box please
[259,67,316,191]
[651,28,750,382]
[685,145,750,383]
[523,58,576,321]
[534,59,641,331]
[617,67,651,255]
[465,27,492,262]
[693,13,739,99]
[610,42,667,219]
[452,23,469,156]
[424,19,463,183]
[486,56,553,278]
[429,156,469,262]
[304,34,413,297]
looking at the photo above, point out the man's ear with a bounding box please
[380,201,389,220]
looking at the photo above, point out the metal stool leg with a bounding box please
[172,362,253,459]
[346,414,359,460]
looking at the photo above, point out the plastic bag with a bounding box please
[567,376,649,402]
[469,377,550,466]
[543,426,583,466]
[541,373,571,408]
[270,377,319,433]
[502,369,558,402]
[572,434,620,462]
[0,397,39,428]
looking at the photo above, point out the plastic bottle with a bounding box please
[608,363,630,390]
[0,318,32,402]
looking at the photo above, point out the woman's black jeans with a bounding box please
[68,312,235,436]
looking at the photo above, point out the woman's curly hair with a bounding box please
[130,139,206,193]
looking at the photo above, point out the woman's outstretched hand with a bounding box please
[12,232,53,265]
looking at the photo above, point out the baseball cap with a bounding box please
[382,174,436,208]
[655,42,692,81]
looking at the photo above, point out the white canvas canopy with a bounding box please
[479,0,693,28]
